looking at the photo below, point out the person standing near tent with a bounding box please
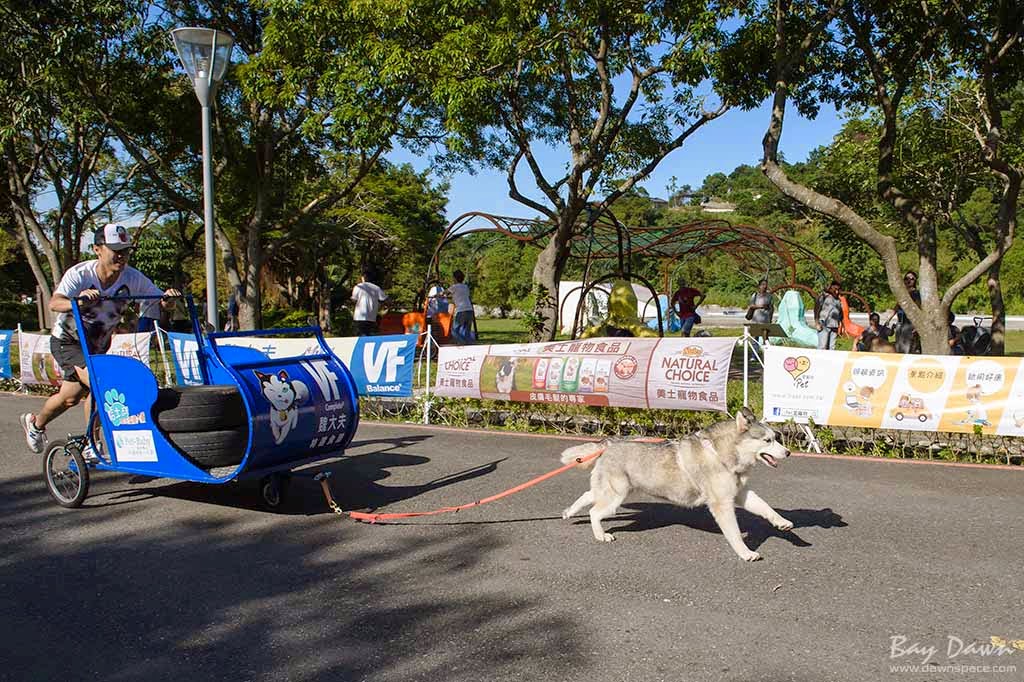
[447,270,476,344]
[351,269,388,336]
[814,281,843,350]
[746,279,774,343]
[671,279,704,337]
[20,224,180,454]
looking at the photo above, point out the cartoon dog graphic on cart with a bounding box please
[255,370,310,444]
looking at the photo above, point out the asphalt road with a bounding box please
[1,393,1021,682]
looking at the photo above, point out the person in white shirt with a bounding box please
[21,223,180,454]
[446,269,476,344]
[351,269,387,336]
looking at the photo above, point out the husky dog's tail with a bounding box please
[559,441,606,470]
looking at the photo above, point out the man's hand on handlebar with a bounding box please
[78,289,102,303]
[161,289,183,308]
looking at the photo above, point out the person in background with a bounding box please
[225,287,240,331]
[746,279,774,343]
[856,312,893,352]
[948,310,964,355]
[20,223,180,455]
[894,271,922,354]
[447,270,476,344]
[814,280,843,350]
[670,279,704,337]
[351,268,388,336]
[426,285,449,319]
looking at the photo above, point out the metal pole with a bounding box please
[742,326,750,407]
[201,103,219,331]
[423,323,432,424]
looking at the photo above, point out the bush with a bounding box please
[0,300,38,330]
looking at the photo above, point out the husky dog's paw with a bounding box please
[597,532,615,542]
[561,508,574,520]
[739,550,762,561]
[773,517,794,532]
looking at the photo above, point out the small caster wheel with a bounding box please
[260,474,290,510]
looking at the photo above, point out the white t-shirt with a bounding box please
[351,282,387,321]
[52,260,163,351]
[448,282,473,314]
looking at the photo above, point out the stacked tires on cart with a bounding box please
[153,385,248,469]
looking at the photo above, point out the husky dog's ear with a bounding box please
[736,406,757,432]
[254,370,272,385]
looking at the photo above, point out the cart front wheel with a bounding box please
[44,440,90,508]
[260,474,290,510]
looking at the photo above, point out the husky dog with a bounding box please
[495,358,517,394]
[255,370,310,444]
[559,407,792,561]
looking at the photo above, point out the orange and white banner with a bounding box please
[435,337,734,412]
[763,346,1024,436]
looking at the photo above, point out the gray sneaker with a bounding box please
[21,413,46,454]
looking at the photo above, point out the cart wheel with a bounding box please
[260,474,289,510]
[43,440,90,509]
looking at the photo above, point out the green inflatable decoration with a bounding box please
[580,280,660,339]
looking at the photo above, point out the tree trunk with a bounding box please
[531,240,560,341]
[986,261,1005,356]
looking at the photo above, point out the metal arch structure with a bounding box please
[426,209,858,339]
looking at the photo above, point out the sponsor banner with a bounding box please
[763,346,1024,436]
[167,333,416,397]
[0,330,12,379]
[434,336,734,411]
[109,332,153,366]
[18,332,62,386]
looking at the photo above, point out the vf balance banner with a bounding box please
[166,332,417,397]
[434,336,735,412]
[763,345,1024,436]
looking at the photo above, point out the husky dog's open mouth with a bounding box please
[759,452,779,468]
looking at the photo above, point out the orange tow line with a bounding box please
[315,445,608,523]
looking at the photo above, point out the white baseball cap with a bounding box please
[94,223,132,250]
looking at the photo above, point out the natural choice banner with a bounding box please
[763,345,1024,436]
[434,336,735,412]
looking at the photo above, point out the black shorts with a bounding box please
[50,336,87,383]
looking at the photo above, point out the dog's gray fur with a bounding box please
[559,407,792,561]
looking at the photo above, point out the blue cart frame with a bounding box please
[42,295,360,509]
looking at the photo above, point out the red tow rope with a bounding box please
[317,446,607,523]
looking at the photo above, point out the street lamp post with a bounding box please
[171,27,234,330]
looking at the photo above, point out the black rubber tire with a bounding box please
[44,440,90,509]
[154,385,246,432]
[163,427,248,468]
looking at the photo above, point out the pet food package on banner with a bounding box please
[578,358,596,393]
[532,357,549,389]
[546,357,564,391]
[595,359,611,393]
[561,356,580,393]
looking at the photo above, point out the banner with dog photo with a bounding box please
[108,332,153,366]
[435,336,735,412]
[762,346,1024,437]
[18,331,62,386]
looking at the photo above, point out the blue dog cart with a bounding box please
[42,295,360,509]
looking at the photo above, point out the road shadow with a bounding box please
[600,503,846,550]
[0,470,586,682]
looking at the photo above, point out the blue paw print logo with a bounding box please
[104,389,129,426]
